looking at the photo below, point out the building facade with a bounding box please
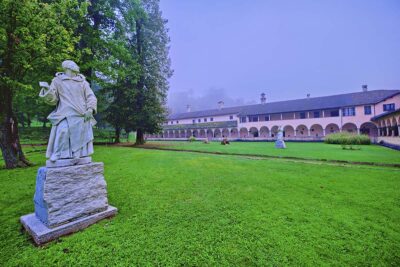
[146,89,400,143]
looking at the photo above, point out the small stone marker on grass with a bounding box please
[275,126,286,149]
[20,61,117,245]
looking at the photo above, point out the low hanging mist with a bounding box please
[167,88,257,114]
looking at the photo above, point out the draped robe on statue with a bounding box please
[39,73,97,160]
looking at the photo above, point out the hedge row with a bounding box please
[324,132,371,145]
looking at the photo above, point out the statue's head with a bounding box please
[62,60,79,73]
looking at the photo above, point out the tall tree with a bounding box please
[121,0,172,145]
[0,0,84,168]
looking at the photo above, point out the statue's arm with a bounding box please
[84,81,97,114]
[39,79,58,105]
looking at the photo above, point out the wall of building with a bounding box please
[166,114,238,125]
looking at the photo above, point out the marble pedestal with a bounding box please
[20,161,117,245]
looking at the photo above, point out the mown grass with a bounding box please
[146,141,400,164]
[1,146,400,266]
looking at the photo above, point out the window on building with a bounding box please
[383,103,395,112]
[198,119,201,123]
[210,117,214,122]
[330,110,339,117]
[171,121,173,124]
[249,116,259,122]
[240,117,247,123]
[229,115,233,120]
[313,111,320,118]
[204,118,207,122]
[342,107,355,116]
[176,121,179,124]
[265,115,270,121]
[192,119,195,124]
[364,105,372,115]
[300,112,306,119]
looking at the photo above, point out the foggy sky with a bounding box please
[160,0,400,114]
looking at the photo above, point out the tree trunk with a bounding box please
[0,87,31,169]
[135,128,145,145]
[114,127,121,143]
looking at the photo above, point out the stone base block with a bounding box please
[20,206,117,246]
[34,162,108,227]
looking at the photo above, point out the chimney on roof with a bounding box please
[307,93,310,99]
[218,101,224,110]
[260,93,266,104]
[362,84,368,92]
[186,104,191,112]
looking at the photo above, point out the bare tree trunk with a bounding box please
[135,128,145,145]
[0,87,32,169]
[114,127,121,143]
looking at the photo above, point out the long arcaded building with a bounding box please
[146,87,400,145]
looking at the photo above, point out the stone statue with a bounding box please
[275,126,286,149]
[20,60,116,245]
[39,60,97,164]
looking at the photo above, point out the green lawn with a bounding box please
[1,146,400,266]
[146,141,400,165]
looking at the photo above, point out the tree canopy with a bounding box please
[0,0,172,168]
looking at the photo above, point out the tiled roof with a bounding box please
[163,121,237,130]
[168,106,243,120]
[371,108,400,121]
[168,90,400,119]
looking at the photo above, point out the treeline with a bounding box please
[0,0,172,168]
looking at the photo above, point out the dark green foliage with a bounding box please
[324,133,371,145]
[0,0,85,168]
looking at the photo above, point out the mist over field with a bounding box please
[167,88,257,114]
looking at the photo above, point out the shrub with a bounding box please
[188,136,196,142]
[324,132,371,145]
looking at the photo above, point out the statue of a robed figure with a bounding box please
[39,60,97,163]
[20,60,117,245]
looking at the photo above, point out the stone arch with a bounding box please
[206,129,213,139]
[271,126,279,138]
[180,130,186,138]
[342,123,358,134]
[283,125,294,138]
[295,124,308,137]
[214,129,222,138]
[360,122,378,137]
[240,127,248,138]
[186,130,192,138]
[260,126,269,137]
[174,130,180,138]
[199,129,206,138]
[249,127,259,138]
[230,128,239,138]
[392,117,399,136]
[222,128,229,138]
[386,119,392,136]
[163,131,168,138]
[380,120,387,136]
[310,124,323,137]
[325,123,340,135]
[192,129,199,138]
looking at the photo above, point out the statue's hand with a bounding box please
[84,109,93,122]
